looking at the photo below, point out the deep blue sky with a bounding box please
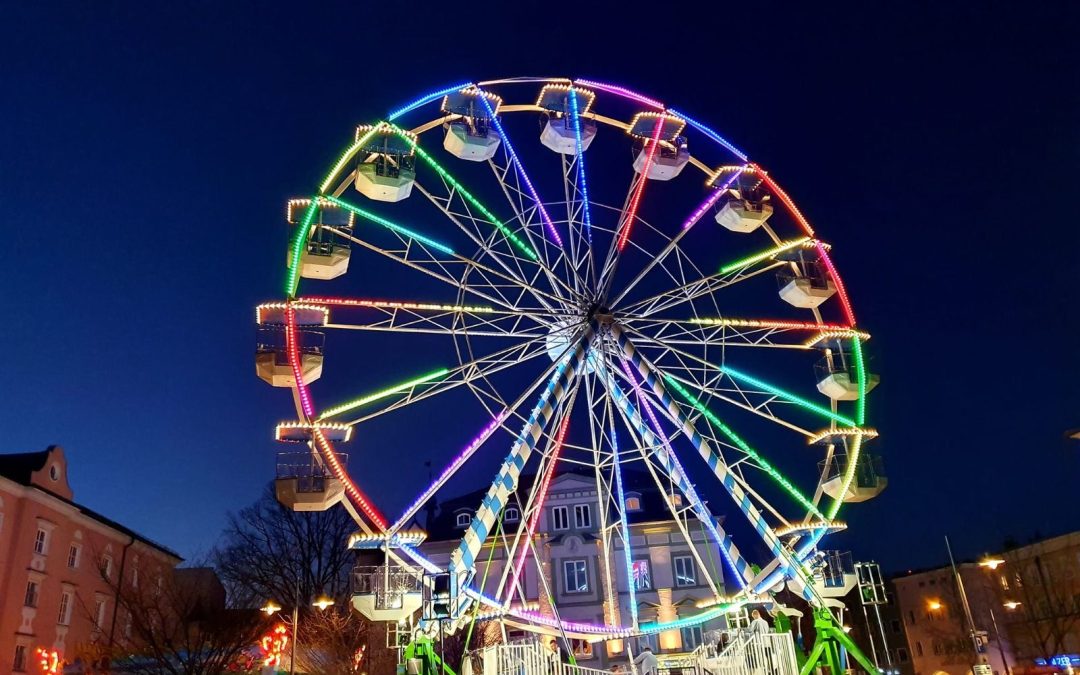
[2,2,1078,572]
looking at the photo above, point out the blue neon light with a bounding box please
[668,107,749,161]
[567,88,593,244]
[388,82,474,121]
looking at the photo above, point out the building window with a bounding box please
[13,645,28,672]
[34,528,48,555]
[24,581,39,607]
[68,544,81,569]
[571,639,594,659]
[504,506,520,523]
[552,506,569,530]
[674,555,697,587]
[455,512,470,527]
[681,625,704,650]
[1000,575,1010,591]
[564,559,589,593]
[574,504,591,528]
[95,599,107,628]
[908,610,915,624]
[132,565,139,589]
[633,560,652,590]
[58,591,73,625]
[625,493,642,511]
[669,493,683,507]
[102,554,114,580]
[915,641,923,657]
[897,647,909,663]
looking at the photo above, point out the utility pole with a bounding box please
[946,536,989,674]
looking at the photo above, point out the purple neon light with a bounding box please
[389,412,507,533]
[575,79,665,109]
[476,90,562,246]
[681,165,747,230]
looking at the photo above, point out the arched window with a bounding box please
[456,512,470,527]
[504,506,520,523]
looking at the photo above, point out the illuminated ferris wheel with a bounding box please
[254,76,884,644]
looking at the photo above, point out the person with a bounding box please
[611,665,625,674]
[633,646,658,675]
[750,609,771,634]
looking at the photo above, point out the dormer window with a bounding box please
[625,493,642,511]
[455,512,471,528]
[49,463,61,481]
[504,506,520,523]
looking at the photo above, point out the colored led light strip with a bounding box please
[682,166,746,230]
[256,302,329,325]
[639,602,745,634]
[285,199,320,297]
[318,124,384,194]
[806,427,878,445]
[567,88,593,244]
[718,237,811,275]
[617,360,748,591]
[312,427,388,528]
[749,163,814,236]
[387,82,474,121]
[815,242,857,326]
[775,520,847,537]
[574,79,665,109]
[387,124,539,261]
[616,114,665,252]
[322,195,456,256]
[610,428,639,628]
[274,421,353,443]
[284,305,316,418]
[688,317,867,337]
[663,375,826,520]
[718,365,856,427]
[668,107,749,161]
[299,296,494,314]
[506,414,570,601]
[476,90,562,247]
[318,368,450,420]
[389,413,508,534]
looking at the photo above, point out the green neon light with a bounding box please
[826,336,868,520]
[852,336,866,426]
[720,365,856,427]
[323,196,456,255]
[318,368,450,420]
[719,237,810,274]
[664,375,824,519]
[319,124,384,194]
[285,198,320,297]
[388,124,539,261]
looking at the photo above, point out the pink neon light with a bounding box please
[682,166,746,230]
[574,79,665,109]
[286,304,388,530]
[506,415,570,598]
[389,412,507,533]
[617,116,666,251]
[814,243,857,326]
[693,318,859,332]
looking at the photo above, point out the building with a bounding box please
[0,446,182,672]
[894,564,1016,675]
[419,468,728,669]
[894,531,1080,675]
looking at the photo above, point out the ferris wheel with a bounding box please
[255,76,884,644]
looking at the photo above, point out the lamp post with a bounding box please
[261,584,336,675]
[978,558,1013,675]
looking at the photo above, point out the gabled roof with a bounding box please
[0,446,182,561]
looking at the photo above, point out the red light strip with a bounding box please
[617,115,667,251]
[505,414,571,599]
[815,242,857,326]
[285,303,388,530]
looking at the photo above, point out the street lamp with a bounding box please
[979,558,1006,571]
[927,600,943,611]
[1003,601,1021,611]
[261,586,336,675]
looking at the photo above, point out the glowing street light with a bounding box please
[1003,601,1022,610]
[260,600,283,615]
[312,595,336,611]
[979,558,1006,570]
[928,600,943,611]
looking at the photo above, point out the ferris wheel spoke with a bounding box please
[619,261,784,319]
[566,88,597,288]
[608,165,748,309]
[619,316,868,351]
[321,333,556,426]
[608,323,821,605]
[326,225,553,312]
[306,300,553,339]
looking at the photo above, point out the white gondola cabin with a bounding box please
[441,89,503,162]
[354,125,417,203]
[537,84,597,155]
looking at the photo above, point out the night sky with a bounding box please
[3,2,1078,574]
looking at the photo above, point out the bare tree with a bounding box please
[211,483,356,608]
[75,565,267,674]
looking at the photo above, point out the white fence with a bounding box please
[462,632,798,675]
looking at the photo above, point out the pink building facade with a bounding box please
[0,446,181,672]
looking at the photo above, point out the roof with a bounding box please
[424,465,711,542]
[0,446,182,561]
